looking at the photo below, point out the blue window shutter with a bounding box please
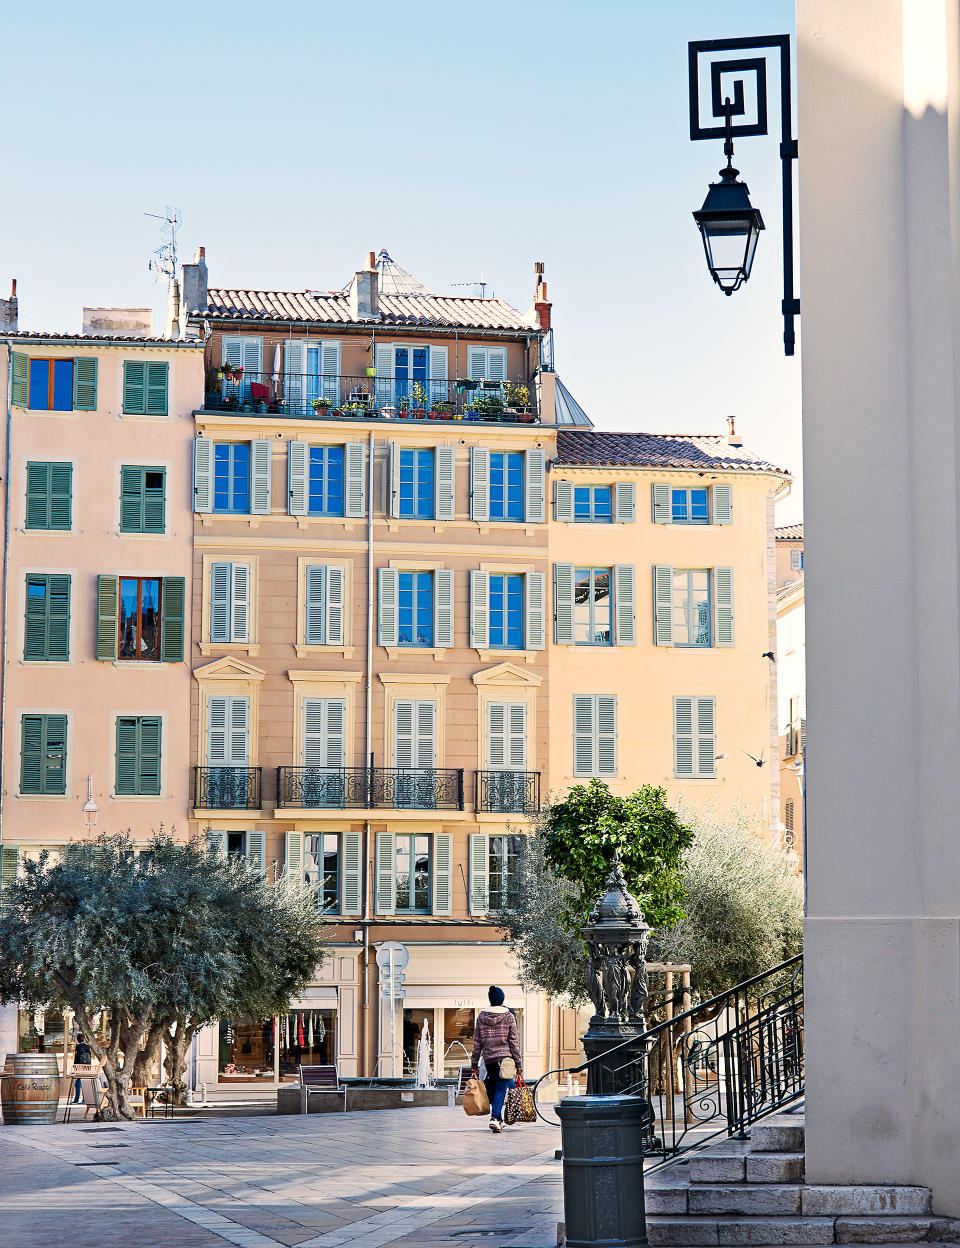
[161,576,185,662]
[525,449,545,523]
[11,353,27,407]
[651,483,671,524]
[193,438,213,512]
[251,439,272,514]
[344,443,366,518]
[614,482,636,523]
[471,448,490,522]
[554,479,574,521]
[712,483,733,524]
[73,357,98,411]
[145,362,169,414]
[97,575,119,660]
[435,447,456,521]
[554,563,575,644]
[123,361,146,414]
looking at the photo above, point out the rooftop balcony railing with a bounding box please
[276,765,465,811]
[194,766,262,810]
[203,373,539,424]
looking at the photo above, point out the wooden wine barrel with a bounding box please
[1,1053,61,1124]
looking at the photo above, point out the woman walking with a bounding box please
[471,986,521,1133]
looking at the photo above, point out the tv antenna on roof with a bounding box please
[450,276,491,298]
[145,205,182,284]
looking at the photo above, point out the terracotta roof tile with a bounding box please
[775,523,804,539]
[554,430,789,474]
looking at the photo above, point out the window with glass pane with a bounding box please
[574,568,612,644]
[398,449,434,519]
[672,569,712,646]
[226,832,246,861]
[671,488,710,524]
[489,835,524,910]
[489,573,524,648]
[119,577,161,660]
[398,571,434,645]
[489,452,524,521]
[395,346,428,406]
[308,446,345,516]
[213,443,251,514]
[396,834,430,913]
[574,485,613,522]
[28,359,73,411]
[304,833,340,914]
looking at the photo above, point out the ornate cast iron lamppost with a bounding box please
[689,35,799,356]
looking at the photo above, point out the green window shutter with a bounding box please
[145,362,169,414]
[25,462,51,529]
[378,568,398,647]
[245,830,266,877]
[20,716,43,793]
[120,466,145,532]
[653,565,673,646]
[47,574,70,661]
[0,845,19,896]
[435,446,456,521]
[24,575,49,660]
[434,569,454,648]
[194,438,213,512]
[469,833,489,916]
[285,830,303,883]
[96,575,119,660]
[573,696,595,777]
[470,447,490,521]
[554,479,574,521]
[375,831,396,914]
[123,361,146,414]
[554,563,575,644]
[526,571,546,650]
[712,483,733,524]
[651,482,671,524]
[344,442,366,518]
[73,357,98,411]
[115,717,138,794]
[613,565,636,646]
[143,467,165,533]
[304,564,326,645]
[287,440,308,516]
[525,449,546,523]
[42,715,67,794]
[11,352,27,407]
[341,831,362,915]
[714,567,735,646]
[161,576,185,662]
[674,697,695,777]
[432,832,453,916]
[325,565,344,646]
[250,439,272,514]
[614,482,636,523]
[49,463,72,530]
[470,570,489,650]
[138,717,162,795]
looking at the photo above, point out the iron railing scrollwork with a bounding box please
[193,766,262,810]
[276,765,464,811]
[475,770,541,814]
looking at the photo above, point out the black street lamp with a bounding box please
[688,35,799,355]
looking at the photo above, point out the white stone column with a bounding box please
[798,0,960,1214]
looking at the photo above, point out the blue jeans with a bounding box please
[484,1059,515,1121]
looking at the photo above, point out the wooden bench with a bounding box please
[298,1064,346,1114]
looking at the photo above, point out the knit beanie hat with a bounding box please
[488,985,505,1006]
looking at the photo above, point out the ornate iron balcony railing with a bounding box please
[193,766,262,810]
[475,770,541,814]
[276,765,464,811]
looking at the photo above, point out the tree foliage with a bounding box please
[0,834,327,1119]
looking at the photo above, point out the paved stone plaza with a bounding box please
[0,1107,563,1248]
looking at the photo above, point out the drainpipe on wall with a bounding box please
[361,428,376,1073]
[0,345,15,844]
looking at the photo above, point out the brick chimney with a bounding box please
[349,250,379,321]
[727,416,742,447]
[533,261,552,330]
[0,279,18,333]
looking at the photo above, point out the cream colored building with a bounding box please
[775,526,804,858]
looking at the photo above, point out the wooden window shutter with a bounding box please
[435,446,456,521]
[341,830,363,915]
[160,576,186,662]
[573,696,595,777]
[24,574,65,661]
[325,565,345,645]
[784,798,795,833]
[143,467,165,533]
[526,571,546,650]
[137,717,162,796]
[207,696,228,766]
[39,714,67,794]
[596,696,617,777]
[145,362,169,415]
[20,715,44,793]
[231,564,250,643]
[614,481,636,523]
[23,577,46,660]
[432,832,453,916]
[388,442,400,517]
[1,845,20,895]
[210,562,231,642]
[304,564,326,645]
[73,357,97,411]
[120,466,145,532]
[46,574,70,661]
[470,447,490,522]
[467,346,487,379]
[697,697,716,776]
[243,337,263,378]
[487,347,506,381]
[245,830,266,877]
[554,563,575,644]
[345,443,366,517]
[429,345,448,404]
[193,438,213,513]
[96,575,119,660]
[653,565,673,646]
[469,833,489,915]
[613,565,636,646]
[285,830,304,883]
[302,698,325,766]
[206,828,226,857]
[375,831,396,914]
[322,699,346,767]
[507,702,527,769]
[26,463,51,530]
[11,352,27,408]
[713,567,734,646]
[394,700,415,768]
[228,697,250,765]
[287,440,308,516]
[122,361,146,414]
[320,341,340,379]
[434,569,454,648]
[375,344,393,409]
[525,448,546,523]
[250,439,272,514]
[487,702,507,768]
[712,483,733,524]
[470,570,490,650]
[49,463,73,530]
[554,479,574,521]
[378,568,399,647]
[674,697,695,777]
[651,483,671,524]
[284,341,304,409]
[416,701,436,767]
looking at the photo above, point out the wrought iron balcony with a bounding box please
[276,765,464,811]
[202,372,539,424]
[475,770,541,815]
[194,766,262,810]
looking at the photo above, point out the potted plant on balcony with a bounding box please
[311,397,333,415]
[433,401,454,419]
[408,381,429,419]
[456,378,479,393]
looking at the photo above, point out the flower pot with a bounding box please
[366,366,376,377]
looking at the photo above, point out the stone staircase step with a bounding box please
[688,1186,803,1216]
[689,1155,747,1184]
[745,1154,805,1184]
[834,1217,936,1244]
[645,1215,835,1246]
[801,1187,931,1217]
[750,1123,805,1153]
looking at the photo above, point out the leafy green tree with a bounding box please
[0,834,327,1120]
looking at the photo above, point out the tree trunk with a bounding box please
[130,1017,170,1088]
[162,1017,196,1107]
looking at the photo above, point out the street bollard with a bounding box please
[556,1094,649,1248]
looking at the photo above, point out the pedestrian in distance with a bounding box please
[73,1032,92,1103]
[471,986,521,1133]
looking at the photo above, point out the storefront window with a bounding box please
[17,1006,67,1055]
[402,1007,433,1076]
[277,1008,336,1080]
[442,1007,475,1078]
[218,1016,275,1081]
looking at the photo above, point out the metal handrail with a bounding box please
[276,764,465,811]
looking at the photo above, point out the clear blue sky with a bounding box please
[2,0,802,521]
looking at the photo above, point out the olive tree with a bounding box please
[0,834,327,1120]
